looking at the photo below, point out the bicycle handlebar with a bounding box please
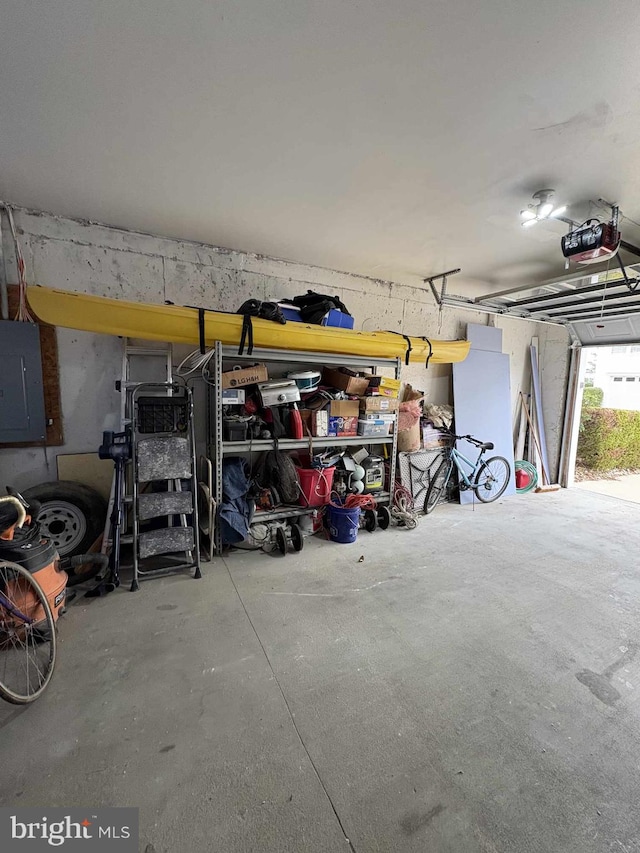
[448,433,484,447]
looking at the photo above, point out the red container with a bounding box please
[297,466,335,507]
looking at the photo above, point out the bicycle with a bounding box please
[424,434,511,514]
[0,559,57,704]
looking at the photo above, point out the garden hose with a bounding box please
[515,460,538,493]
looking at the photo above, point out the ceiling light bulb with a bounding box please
[549,205,567,218]
[539,202,554,218]
[522,218,538,228]
[520,209,536,220]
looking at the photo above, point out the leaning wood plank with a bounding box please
[530,343,550,479]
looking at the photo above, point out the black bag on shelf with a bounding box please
[237,300,286,324]
[282,290,351,325]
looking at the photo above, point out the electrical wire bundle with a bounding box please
[176,347,217,384]
[1,202,34,322]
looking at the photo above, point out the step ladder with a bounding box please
[101,341,174,555]
[128,382,201,590]
[100,342,201,590]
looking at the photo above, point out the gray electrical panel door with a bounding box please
[0,320,47,443]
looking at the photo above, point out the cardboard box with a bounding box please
[322,367,370,396]
[359,396,399,413]
[329,416,358,437]
[329,400,360,437]
[312,400,359,437]
[221,363,268,390]
[330,400,360,418]
[312,410,329,437]
[367,375,401,394]
[364,386,399,398]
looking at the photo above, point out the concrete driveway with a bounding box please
[574,473,640,505]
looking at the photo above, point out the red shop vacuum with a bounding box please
[0,493,68,622]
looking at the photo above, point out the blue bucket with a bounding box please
[327,504,360,544]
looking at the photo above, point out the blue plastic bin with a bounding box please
[322,309,355,329]
[277,304,303,323]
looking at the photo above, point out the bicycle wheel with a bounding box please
[424,460,452,514]
[474,456,510,503]
[0,560,57,704]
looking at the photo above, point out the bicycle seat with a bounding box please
[480,442,494,451]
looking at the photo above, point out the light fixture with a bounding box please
[520,189,567,227]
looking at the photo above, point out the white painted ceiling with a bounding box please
[2,0,640,293]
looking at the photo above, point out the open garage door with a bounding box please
[431,265,640,488]
[433,264,640,346]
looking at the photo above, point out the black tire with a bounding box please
[377,505,391,530]
[0,560,57,704]
[290,524,304,552]
[275,527,288,555]
[424,460,452,514]
[364,509,377,532]
[474,456,510,503]
[21,482,107,558]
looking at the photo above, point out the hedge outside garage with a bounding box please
[578,407,640,470]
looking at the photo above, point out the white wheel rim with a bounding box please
[37,501,87,555]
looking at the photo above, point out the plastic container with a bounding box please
[362,455,384,493]
[278,304,303,322]
[287,370,321,391]
[298,466,335,507]
[327,504,360,543]
[357,419,390,437]
[223,419,249,441]
[322,309,355,329]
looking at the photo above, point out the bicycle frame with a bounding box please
[0,590,34,625]
[448,445,487,489]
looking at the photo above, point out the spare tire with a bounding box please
[21,481,107,557]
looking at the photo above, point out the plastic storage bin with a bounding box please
[297,466,335,507]
[357,418,392,437]
[322,309,355,329]
[278,304,303,322]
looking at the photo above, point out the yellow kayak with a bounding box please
[27,286,470,365]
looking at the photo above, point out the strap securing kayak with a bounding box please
[420,337,433,368]
[198,308,206,355]
[385,331,412,365]
[239,314,254,356]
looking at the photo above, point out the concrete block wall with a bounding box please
[0,208,569,489]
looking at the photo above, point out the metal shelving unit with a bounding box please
[221,434,394,454]
[208,341,401,555]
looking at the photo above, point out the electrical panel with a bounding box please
[0,320,47,443]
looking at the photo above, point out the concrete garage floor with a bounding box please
[1,489,640,853]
